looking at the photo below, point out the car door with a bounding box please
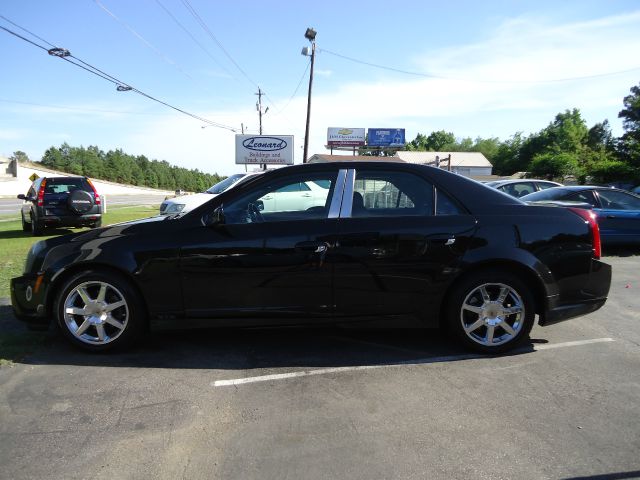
[593,189,640,243]
[179,168,344,323]
[331,168,477,322]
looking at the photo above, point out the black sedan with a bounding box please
[11,162,611,354]
[521,186,640,245]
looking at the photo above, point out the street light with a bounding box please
[301,27,316,163]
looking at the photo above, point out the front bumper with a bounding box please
[539,259,612,326]
[10,273,50,325]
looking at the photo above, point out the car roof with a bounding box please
[490,179,561,186]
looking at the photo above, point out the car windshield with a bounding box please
[206,174,247,194]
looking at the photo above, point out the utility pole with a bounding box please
[255,87,268,135]
[302,28,317,163]
[255,88,268,170]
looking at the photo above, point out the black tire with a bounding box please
[446,270,535,354]
[54,270,146,352]
[21,211,30,232]
[30,213,44,236]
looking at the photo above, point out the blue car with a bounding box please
[521,186,640,245]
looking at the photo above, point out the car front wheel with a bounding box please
[54,270,145,352]
[21,211,30,232]
[446,270,535,354]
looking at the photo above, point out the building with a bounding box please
[307,154,404,163]
[394,151,493,177]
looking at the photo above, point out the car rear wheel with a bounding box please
[30,213,43,236]
[54,270,145,352]
[446,270,535,354]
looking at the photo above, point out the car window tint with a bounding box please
[597,190,640,210]
[436,189,463,215]
[352,170,433,217]
[44,178,87,194]
[537,182,557,190]
[502,182,535,198]
[565,191,597,206]
[223,172,336,224]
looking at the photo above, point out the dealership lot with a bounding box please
[0,253,639,480]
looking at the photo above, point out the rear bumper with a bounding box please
[10,274,50,325]
[539,259,612,326]
[42,213,101,227]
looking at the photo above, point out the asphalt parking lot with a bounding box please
[1,252,639,480]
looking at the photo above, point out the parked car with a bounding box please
[11,162,611,354]
[17,176,102,236]
[485,179,562,198]
[521,186,640,245]
[159,172,262,215]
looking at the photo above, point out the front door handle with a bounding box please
[295,241,329,253]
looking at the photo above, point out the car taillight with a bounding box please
[569,207,601,259]
[37,179,46,207]
[87,178,101,205]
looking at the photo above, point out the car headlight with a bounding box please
[165,203,186,214]
[24,240,46,273]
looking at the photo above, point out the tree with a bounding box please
[618,83,640,166]
[529,152,581,180]
[10,151,30,163]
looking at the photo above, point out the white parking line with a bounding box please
[211,337,615,387]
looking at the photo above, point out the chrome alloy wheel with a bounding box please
[63,281,129,345]
[460,282,525,347]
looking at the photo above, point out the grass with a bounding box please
[0,204,160,299]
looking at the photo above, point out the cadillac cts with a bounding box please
[11,161,611,353]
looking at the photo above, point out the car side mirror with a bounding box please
[203,205,225,227]
[17,194,26,200]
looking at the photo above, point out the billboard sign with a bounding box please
[367,128,406,147]
[327,128,365,146]
[235,135,294,165]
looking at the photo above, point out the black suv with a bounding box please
[18,176,102,236]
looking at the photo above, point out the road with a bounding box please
[0,194,167,215]
[0,253,639,479]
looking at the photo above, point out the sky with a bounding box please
[1,0,640,177]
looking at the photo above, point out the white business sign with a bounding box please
[327,127,366,146]
[235,135,294,165]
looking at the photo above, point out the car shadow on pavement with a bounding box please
[0,227,77,240]
[1,306,540,371]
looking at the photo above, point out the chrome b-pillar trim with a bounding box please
[338,169,356,218]
[328,169,348,218]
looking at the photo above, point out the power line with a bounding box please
[177,0,295,133]
[154,0,235,81]
[320,47,640,84]
[0,17,239,131]
[277,58,311,114]
[94,0,199,84]
[180,0,256,88]
[0,14,55,48]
